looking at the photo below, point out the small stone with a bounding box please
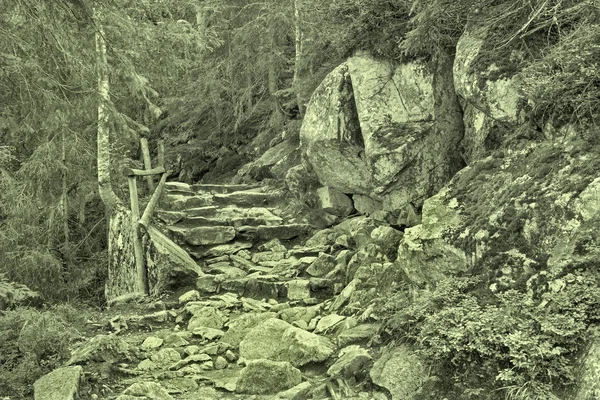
[214,356,228,370]
[307,317,320,331]
[327,345,372,379]
[292,320,308,330]
[271,303,291,312]
[178,290,200,304]
[163,333,189,348]
[370,345,427,400]
[140,336,163,351]
[317,186,354,216]
[306,253,336,277]
[201,361,214,370]
[137,359,158,371]
[314,314,346,334]
[120,381,174,400]
[259,239,287,252]
[168,353,212,371]
[187,306,224,330]
[271,381,312,400]
[286,279,312,301]
[192,327,224,341]
[184,345,200,356]
[150,348,182,368]
[196,275,219,294]
[225,349,238,362]
[221,312,277,347]
[201,343,220,355]
[177,364,204,375]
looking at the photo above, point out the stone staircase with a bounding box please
[34,181,403,400]
[155,182,335,304]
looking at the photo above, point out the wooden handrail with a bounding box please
[124,166,165,177]
[140,138,155,192]
[139,172,168,230]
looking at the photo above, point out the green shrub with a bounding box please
[379,270,600,399]
[0,307,80,398]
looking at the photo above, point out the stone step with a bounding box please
[165,181,263,194]
[211,191,285,208]
[162,191,285,211]
[157,207,284,228]
[167,225,236,246]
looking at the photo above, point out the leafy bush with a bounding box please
[0,307,80,398]
[379,270,600,399]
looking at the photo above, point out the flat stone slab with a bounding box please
[162,194,213,211]
[190,242,253,259]
[167,226,236,246]
[191,183,263,193]
[256,224,313,240]
[34,366,83,400]
[212,192,283,207]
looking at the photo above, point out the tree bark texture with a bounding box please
[95,10,121,212]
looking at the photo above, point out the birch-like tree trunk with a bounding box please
[95,9,121,211]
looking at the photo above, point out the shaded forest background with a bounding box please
[2,0,600,398]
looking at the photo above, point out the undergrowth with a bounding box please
[0,305,84,398]
[377,269,600,399]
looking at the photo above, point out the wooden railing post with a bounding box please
[158,140,165,170]
[140,137,155,192]
[128,174,149,295]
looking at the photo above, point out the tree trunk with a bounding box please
[95,8,121,212]
[293,0,304,117]
[61,130,69,244]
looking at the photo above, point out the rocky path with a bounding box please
[34,183,404,400]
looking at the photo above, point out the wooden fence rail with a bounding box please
[126,138,167,295]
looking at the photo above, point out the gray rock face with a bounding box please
[300,52,464,213]
[453,24,522,163]
[300,62,371,194]
[370,345,426,400]
[34,366,83,400]
[236,359,302,394]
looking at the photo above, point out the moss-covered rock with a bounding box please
[236,359,302,395]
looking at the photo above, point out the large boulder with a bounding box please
[300,62,371,194]
[453,23,523,163]
[300,51,464,212]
